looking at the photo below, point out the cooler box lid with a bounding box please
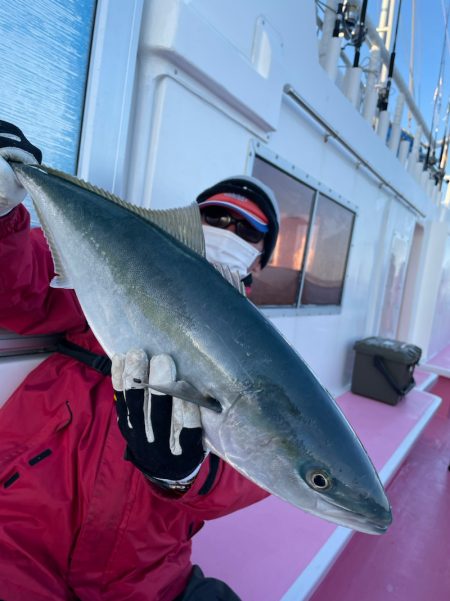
[353,337,422,365]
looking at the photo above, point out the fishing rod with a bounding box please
[424,0,450,172]
[327,0,369,53]
[332,2,345,37]
[352,0,369,68]
[377,0,403,112]
[330,1,364,41]
[436,100,450,188]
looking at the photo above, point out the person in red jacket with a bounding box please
[0,121,279,601]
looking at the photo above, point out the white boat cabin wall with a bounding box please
[1,0,450,403]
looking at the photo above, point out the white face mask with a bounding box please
[202,225,262,277]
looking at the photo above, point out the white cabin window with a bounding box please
[0,0,96,355]
[250,156,355,309]
[301,193,355,306]
[0,0,97,224]
[250,157,315,306]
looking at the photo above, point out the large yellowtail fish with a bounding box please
[13,163,392,534]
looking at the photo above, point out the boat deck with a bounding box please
[191,369,443,600]
[424,345,450,378]
[310,374,450,601]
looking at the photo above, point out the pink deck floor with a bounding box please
[413,367,436,389]
[424,345,450,377]
[310,375,450,601]
[191,385,442,600]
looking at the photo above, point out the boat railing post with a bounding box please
[319,0,341,81]
[441,181,450,219]
[407,126,422,175]
[398,139,410,165]
[324,37,342,82]
[414,160,424,183]
[388,92,404,154]
[421,169,430,191]
[362,45,381,125]
[343,66,363,107]
[432,183,440,205]
[377,109,390,141]
[426,177,436,201]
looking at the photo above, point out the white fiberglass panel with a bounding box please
[373,201,415,341]
[378,231,411,339]
[428,236,450,358]
[132,76,251,210]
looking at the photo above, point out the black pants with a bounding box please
[174,565,242,601]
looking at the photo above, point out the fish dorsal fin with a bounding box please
[41,165,206,258]
[32,198,73,289]
[211,262,247,296]
[31,165,247,295]
[142,203,205,258]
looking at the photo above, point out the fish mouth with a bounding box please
[315,496,392,535]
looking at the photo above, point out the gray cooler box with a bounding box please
[351,337,422,405]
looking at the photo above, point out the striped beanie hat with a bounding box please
[197,175,280,268]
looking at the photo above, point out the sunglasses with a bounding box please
[201,206,265,244]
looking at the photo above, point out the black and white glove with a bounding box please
[0,120,42,217]
[112,350,206,490]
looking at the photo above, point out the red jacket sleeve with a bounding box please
[0,205,86,335]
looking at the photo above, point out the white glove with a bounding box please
[112,350,205,483]
[0,122,41,217]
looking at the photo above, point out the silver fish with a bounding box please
[14,163,392,534]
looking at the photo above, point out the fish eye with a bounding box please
[306,470,332,491]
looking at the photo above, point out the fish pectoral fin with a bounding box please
[50,275,74,289]
[146,381,222,413]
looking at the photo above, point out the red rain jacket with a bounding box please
[0,205,268,601]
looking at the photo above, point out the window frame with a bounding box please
[77,0,144,195]
[248,142,357,316]
[0,0,143,359]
